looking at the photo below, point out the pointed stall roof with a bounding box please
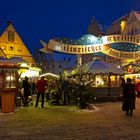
[39,72,59,79]
[0,59,19,68]
[86,59,124,75]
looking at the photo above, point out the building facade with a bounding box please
[106,11,140,36]
[0,21,35,66]
[0,21,41,78]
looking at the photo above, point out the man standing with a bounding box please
[35,77,47,108]
[62,78,70,105]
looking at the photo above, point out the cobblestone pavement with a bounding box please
[1,99,140,140]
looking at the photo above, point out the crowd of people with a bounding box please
[18,75,140,116]
[18,76,51,107]
[17,76,72,108]
[18,76,36,107]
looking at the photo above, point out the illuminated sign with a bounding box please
[41,34,140,60]
[48,39,105,54]
[104,35,140,45]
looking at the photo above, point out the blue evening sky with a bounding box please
[0,0,139,54]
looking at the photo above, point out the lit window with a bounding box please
[8,31,15,42]
[5,71,16,88]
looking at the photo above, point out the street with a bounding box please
[0,99,140,140]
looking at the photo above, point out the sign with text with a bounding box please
[42,34,140,60]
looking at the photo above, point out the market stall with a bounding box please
[0,59,19,113]
[85,59,124,97]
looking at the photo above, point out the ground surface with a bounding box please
[1,99,140,140]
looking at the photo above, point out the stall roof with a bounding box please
[86,59,124,75]
[0,59,19,68]
[39,73,60,79]
[9,57,27,63]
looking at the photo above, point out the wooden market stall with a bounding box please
[70,59,124,100]
[0,59,19,113]
[85,59,124,97]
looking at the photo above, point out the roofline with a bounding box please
[113,10,140,24]
[113,13,129,24]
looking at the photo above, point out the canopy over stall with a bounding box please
[82,59,124,97]
[39,73,60,79]
[87,59,124,75]
[85,59,124,88]
[68,59,124,97]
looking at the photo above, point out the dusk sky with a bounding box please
[0,0,139,54]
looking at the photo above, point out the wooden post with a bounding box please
[108,73,111,96]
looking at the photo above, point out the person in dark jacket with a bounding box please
[62,78,70,105]
[123,78,136,116]
[22,76,31,106]
[121,77,125,88]
[35,77,47,108]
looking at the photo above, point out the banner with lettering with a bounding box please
[41,34,140,60]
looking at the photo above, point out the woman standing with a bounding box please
[123,78,136,116]
[22,76,31,106]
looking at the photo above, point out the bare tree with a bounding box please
[88,17,103,37]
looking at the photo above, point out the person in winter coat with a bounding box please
[135,81,140,98]
[35,77,47,108]
[123,78,136,116]
[22,76,31,106]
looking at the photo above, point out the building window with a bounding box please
[5,71,16,88]
[131,28,134,35]
[128,31,130,35]
[1,46,6,50]
[117,30,120,34]
[8,31,15,42]
[135,28,137,33]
